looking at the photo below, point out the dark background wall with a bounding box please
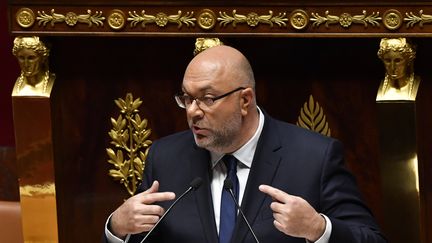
[0,0,20,202]
[1,0,18,146]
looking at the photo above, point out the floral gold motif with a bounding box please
[37,9,105,27]
[290,9,309,30]
[383,9,402,30]
[218,10,288,28]
[296,95,331,137]
[108,9,126,30]
[197,9,217,30]
[16,8,35,28]
[311,10,381,28]
[405,10,432,28]
[65,12,78,26]
[128,10,196,29]
[107,93,152,196]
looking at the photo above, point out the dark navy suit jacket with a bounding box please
[106,113,386,243]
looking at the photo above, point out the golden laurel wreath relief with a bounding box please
[296,95,331,137]
[106,93,152,196]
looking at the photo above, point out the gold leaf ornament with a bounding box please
[296,95,331,136]
[107,93,152,196]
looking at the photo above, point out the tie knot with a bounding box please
[223,154,237,175]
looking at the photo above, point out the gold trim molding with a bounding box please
[107,93,152,196]
[383,9,403,30]
[108,9,126,30]
[290,9,309,30]
[13,7,432,34]
[197,9,217,30]
[37,9,105,27]
[311,10,381,28]
[127,10,196,28]
[16,8,35,28]
[405,10,432,28]
[218,10,288,28]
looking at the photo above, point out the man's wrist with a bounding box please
[307,213,326,242]
[306,214,332,243]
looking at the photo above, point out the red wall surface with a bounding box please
[0,0,19,146]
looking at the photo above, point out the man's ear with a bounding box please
[240,88,254,116]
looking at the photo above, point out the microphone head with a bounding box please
[223,178,233,190]
[190,177,203,190]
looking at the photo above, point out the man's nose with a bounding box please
[186,100,204,118]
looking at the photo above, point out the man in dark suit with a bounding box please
[104,45,386,243]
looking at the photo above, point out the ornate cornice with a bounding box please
[11,4,432,36]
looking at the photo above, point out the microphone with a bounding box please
[224,178,260,243]
[140,177,203,243]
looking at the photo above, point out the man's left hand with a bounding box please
[259,184,326,242]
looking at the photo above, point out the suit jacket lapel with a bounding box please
[234,114,282,243]
[188,143,219,243]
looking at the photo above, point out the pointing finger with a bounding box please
[259,184,290,203]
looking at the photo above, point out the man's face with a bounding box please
[16,48,43,78]
[182,65,243,154]
[382,50,408,81]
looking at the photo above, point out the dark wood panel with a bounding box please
[0,147,19,201]
[417,78,432,243]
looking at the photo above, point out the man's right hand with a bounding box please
[109,181,176,239]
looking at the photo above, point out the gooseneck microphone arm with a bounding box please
[140,177,203,243]
[224,178,260,243]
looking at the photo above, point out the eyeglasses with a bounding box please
[175,87,246,109]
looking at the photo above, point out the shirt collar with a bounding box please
[211,106,265,168]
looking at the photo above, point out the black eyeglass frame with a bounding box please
[174,87,246,109]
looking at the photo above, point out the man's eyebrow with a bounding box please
[181,86,215,95]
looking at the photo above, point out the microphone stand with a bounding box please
[140,177,203,243]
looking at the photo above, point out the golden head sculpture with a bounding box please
[12,36,55,97]
[376,38,420,101]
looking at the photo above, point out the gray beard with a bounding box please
[193,111,242,153]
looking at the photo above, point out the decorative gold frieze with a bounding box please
[218,10,288,28]
[296,95,331,137]
[405,10,432,28]
[197,9,217,30]
[290,9,309,30]
[107,93,152,196]
[311,10,381,28]
[13,7,432,34]
[108,9,126,30]
[127,10,195,28]
[16,8,35,28]
[37,9,105,27]
[383,9,403,30]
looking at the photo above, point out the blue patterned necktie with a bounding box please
[219,154,239,243]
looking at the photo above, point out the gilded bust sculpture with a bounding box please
[376,38,420,101]
[193,38,223,56]
[12,36,55,97]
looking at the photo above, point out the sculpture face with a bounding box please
[382,50,407,81]
[16,48,43,78]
